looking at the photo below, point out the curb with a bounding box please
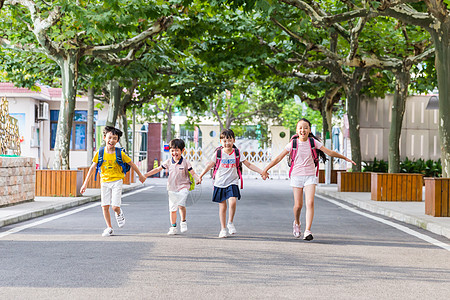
[0,183,143,228]
[316,189,450,240]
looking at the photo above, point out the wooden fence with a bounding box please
[35,170,83,197]
[319,170,345,184]
[371,173,423,201]
[425,178,450,217]
[337,172,371,192]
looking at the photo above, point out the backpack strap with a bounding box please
[212,146,223,179]
[94,147,105,181]
[234,148,243,189]
[308,137,319,177]
[115,147,127,174]
[288,136,298,178]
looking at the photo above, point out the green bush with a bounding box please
[362,157,388,173]
[363,157,442,177]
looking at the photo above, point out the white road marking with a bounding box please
[322,197,450,252]
[0,186,154,239]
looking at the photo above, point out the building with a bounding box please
[359,94,440,162]
[1,82,107,169]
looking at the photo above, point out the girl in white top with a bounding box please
[199,129,267,238]
[262,118,355,241]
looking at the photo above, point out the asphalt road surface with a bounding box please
[1,178,450,299]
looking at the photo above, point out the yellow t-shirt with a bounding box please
[93,148,132,183]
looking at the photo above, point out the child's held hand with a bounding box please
[139,174,146,183]
[80,185,87,194]
[261,173,269,180]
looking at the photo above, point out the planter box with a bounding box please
[35,170,83,197]
[337,172,371,192]
[78,167,101,189]
[371,173,423,201]
[425,178,450,217]
[123,169,135,185]
[318,170,345,184]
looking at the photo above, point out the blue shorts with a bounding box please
[212,185,241,203]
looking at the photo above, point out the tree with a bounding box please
[268,0,449,175]
[1,0,173,169]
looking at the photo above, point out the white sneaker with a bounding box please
[227,223,236,235]
[180,221,188,233]
[115,210,125,228]
[167,226,178,235]
[102,227,113,237]
[218,229,227,238]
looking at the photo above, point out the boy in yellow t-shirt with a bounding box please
[80,126,146,236]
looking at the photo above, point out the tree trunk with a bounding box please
[346,88,362,172]
[87,87,95,165]
[433,30,450,177]
[106,80,121,127]
[120,112,129,152]
[52,53,79,170]
[320,102,331,140]
[225,117,233,130]
[166,105,173,143]
[388,69,410,173]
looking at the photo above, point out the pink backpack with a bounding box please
[288,134,319,178]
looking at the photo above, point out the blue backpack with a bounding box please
[95,147,131,181]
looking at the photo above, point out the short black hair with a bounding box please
[169,138,185,150]
[103,126,123,138]
[220,129,235,140]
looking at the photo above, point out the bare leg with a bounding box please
[292,187,303,225]
[170,211,177,225]
[303,184,316,231]
[112,206,121,215]
[102,205,112,228]
[227,197,237,224]
[179,206,186,222]
[219,201,227,229]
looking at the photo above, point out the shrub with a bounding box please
[363,157,441,177]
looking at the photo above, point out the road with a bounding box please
[1,178,450,299]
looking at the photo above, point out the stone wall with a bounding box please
[0,156,35,207]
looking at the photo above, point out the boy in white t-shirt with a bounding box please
[198,129,267,238]
[145,139,200,235]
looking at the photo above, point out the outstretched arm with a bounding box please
[145,166,164,178]
[243,160,268,180]
[262,149,289,175]
[80,162,97,194]
[199,161,215,180]
[128,160,146,183]
[320,146,356,165]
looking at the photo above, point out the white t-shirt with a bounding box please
[210,148,247,188]
[285,138,323,176]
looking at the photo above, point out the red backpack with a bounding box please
[288,134,319,178]
[212,145,243,189]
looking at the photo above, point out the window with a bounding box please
[50,110,98,151]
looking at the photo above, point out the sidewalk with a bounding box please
[316,185,450,240]
[0,182,143,228]
[1,182,450,241]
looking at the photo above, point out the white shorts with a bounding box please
[290,175,318,188]
[168,189,189,212]
[101,179,123,207]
